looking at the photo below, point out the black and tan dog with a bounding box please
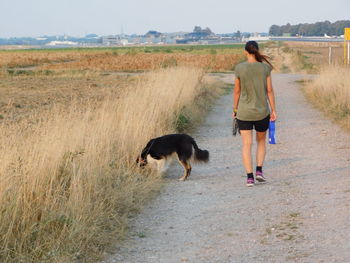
[137,134,209,181]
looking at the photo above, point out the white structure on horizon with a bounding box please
[242,32,270,42]
[46,40,78,46]
[248,35,270,41]
[120,39,128,46]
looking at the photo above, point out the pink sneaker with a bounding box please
[256,171,266,182]
[246,177,255,187]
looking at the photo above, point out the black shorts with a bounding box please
[237,115,270,132]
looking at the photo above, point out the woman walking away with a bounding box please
[233,41,276,187]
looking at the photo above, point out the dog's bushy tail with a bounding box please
[191,138,209,162]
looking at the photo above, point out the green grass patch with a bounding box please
[175,112,191,132]
[7,69,35,76]
[295,79,312,85]
[160,57,177,68]
[136,232,146,238]
[289,212,300,218]
[280,64,291,73]
[294,51,315,72]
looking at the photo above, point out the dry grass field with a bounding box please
[285,41,344,65]
[0,45,245,72]
[263,41,344,74]
[40,53,242,72]
[303,65,350,130]
[0,50,89,68]
[0,70,132,122]
[284,41,344,72]
[0,45,230,262]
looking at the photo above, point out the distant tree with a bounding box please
[269,25,281,36]
[332,20,350,35]
[187,26,215,39]
[284,23,292,34]
[323,20,332,35]
[269,20,350,36]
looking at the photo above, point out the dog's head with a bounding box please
[136,139,155,168]
[136,155,147,168]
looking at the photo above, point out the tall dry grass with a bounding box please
[304,65,350,129]
[0,66,208,262]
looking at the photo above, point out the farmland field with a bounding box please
[0,45,233,262]
[0,44,244,122]
[0,44,245,72]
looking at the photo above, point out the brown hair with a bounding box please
[245,41,273,69]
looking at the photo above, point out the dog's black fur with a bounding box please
[137,134,209,180]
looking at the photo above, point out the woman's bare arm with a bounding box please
[266,75,277,121]
[233,77,241,118]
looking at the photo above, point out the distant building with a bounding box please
[102,35,120,45]
[120,39,128,46]
[145,30,162,38]
[184,26,215,41]
[242,33,270,42]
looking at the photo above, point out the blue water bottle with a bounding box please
[269,121,276,144]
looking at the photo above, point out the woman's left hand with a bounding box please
[270,111,277,121]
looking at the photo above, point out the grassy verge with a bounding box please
[290,50,315,73]
[279,45,316,73]
[266,42,349,132]
[175,79,230,132]
[302,65,350,130]
[0,66,227,262]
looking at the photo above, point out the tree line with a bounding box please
[269,20,350,36]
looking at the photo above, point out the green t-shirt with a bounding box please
[234,61,272,121]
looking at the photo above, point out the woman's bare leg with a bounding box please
[256,131,267,167]
[240,130,253,173]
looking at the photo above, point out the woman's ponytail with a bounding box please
[245,41,273,69]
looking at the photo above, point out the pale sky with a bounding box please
[1,0,349,37]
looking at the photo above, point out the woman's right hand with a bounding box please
[270,111,277,121]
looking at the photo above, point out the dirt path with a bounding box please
[106,73,350,263]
